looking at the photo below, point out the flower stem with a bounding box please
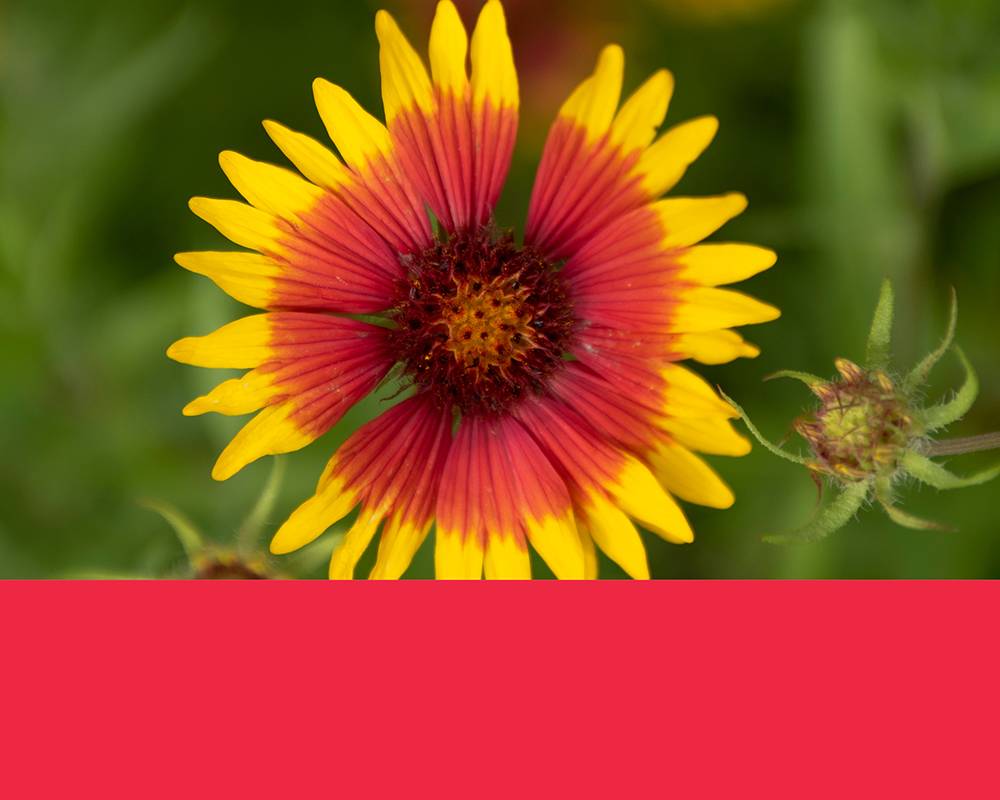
[926,432,1000,457]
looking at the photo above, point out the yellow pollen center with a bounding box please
[442,280,536,370]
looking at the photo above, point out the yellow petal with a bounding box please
[670,286,780,333]
[558,44,623,140]
[329,507,383,579]
[166,314,272,368]
[270,472,358,554]
[608,457,693,544]
[524,513,584,580]
[648,441,735,509]
[313,78,394,171]
[659,416,751,457]
[263,120,351,191]
[182,369,279,417]
[676,243,777,286]
[429,0,469,94]
[174,251,280,309]
[376,9,434,122]
[610,69,674,153]
[661,362,738,418]
[656,193,747,249]
[675,330,761,364]
[470,0,517,108]
[580,495,650,579]
[638,115,718,197]
[435,529,483,579]
[370,515,432,580]
[483,533,531,580]
[577,524,599,579]
[188,197,283,254]
[218,151,325,223]
[212,403,317,481]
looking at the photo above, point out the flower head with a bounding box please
[168,1,778,578]
[795,359,916,481]
[726,280,1000,541]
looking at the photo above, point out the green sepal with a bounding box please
[139,498,205,558]
[900,450,1000,490]
[865,279,894,370]
[763,479,871,544]
[237,457,286,553]
[763,369,826,387]
[879,501,951,531]
[719,389,810,466]
[903,288,957,394]
[920,347,979,431]
[873,476,950,531]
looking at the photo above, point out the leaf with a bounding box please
[718,389,810,465]
[237,457,286,553]
[920,347,979,431]
[763,479,871,543]
[139,498,204,558]
[903,288,957,393]
[865,279,894,370]
[900,450,1000,490]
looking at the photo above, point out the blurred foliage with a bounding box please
[1,0,998,578]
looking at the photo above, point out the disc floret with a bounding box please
[389,227,576,416]
[795,359,917,481]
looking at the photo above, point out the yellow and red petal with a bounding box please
[269,394,452,580]
[637,115,719,198]
[435,415,582,580]
[378,1,518,233]
[186,189,400,314]
[525,47,671,261]
[561,185,776,375]
[169,313,394,479]
[516,394,693,544]
[647,439,735,509]
[674,329,761,364]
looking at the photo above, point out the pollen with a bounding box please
[389,228,576,415]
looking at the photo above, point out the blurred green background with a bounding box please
[2,0,998,579]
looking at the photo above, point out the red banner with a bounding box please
[2,581,996,796]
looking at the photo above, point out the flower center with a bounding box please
[796,363,915,480]
[389,228,575,416]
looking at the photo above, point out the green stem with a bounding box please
[926,432,1000,457]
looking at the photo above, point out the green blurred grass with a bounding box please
[1,0,998,578]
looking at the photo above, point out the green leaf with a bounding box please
[139,498,204,558]
[920,347,979,431]
[763,370,826,387]
[900,450,1000,490]
[865,279,894,369]
[237,457,286,553]
[764,480,871,544]
[903,288,957,393]
[718,389,810,466]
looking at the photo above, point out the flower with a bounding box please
[168,1,778,579]
[140,461,290,579]
[726,280,1000,541]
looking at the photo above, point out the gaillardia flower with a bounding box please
[726,281,999,542]
[168,1,778,579]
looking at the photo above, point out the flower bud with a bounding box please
[798,366,916,482]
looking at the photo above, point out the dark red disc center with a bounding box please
[388,228,575,416]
